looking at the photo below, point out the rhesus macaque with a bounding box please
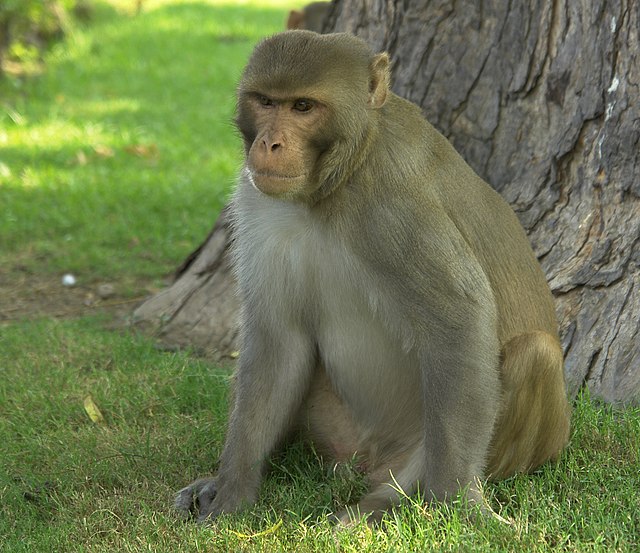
[286,2,330,33]
[175,31,571,524]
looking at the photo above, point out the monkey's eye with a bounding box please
[258,95,274,107]
[293,99,314,112]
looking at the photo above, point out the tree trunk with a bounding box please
[132,0,640,402]
[132,205,239,360]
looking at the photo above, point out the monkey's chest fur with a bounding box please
[232,183,424,464]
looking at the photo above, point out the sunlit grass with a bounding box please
[0,317,639,552]
[0,0,291,278]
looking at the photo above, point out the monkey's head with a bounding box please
[236,31,390,202]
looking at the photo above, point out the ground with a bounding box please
[0,268,160,325]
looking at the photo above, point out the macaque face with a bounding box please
[235,32,384,203]
[237,92,329,199]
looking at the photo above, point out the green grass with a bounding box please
[1,1,639,551]
[1,317,639,551]
[1,0,289,279]
[0,318,640,552]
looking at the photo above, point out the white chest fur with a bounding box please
[232,182,422,428]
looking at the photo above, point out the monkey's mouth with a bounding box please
[252,171,304,180]
[247,170,307,196]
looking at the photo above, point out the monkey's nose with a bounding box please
[261,133,284,152]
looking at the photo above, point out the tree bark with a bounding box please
[132,0,640,402]
[132,205,239,360]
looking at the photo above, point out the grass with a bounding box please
[1,316,639,551]
[1,0,289,279]
[1,1,639,551]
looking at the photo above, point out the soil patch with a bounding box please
[0,269,162,326]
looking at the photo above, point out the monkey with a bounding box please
[174,31,571,524]
[286,2,330,33]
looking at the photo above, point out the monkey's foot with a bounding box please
[174,477,219,523]
[332,504,386,527]
[333,498,511,527]
[465,499,513,526]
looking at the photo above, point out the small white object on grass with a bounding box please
[62,274,77,287]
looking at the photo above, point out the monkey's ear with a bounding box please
[287,10,304,30]
[368,53,391,108]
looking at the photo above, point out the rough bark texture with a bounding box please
[133,1,640,402]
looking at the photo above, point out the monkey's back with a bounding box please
[439,149,557,343]
[382,94,559,345]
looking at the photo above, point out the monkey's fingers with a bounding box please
[174,477,218,520]
[174,485,199,519]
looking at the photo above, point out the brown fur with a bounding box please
[287,2,330,33]
[175,31,571,524]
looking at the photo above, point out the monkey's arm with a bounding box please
[176,316,316,522]
[357,200,501,502]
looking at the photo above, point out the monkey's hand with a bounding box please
[174,476,256,523]
[174,477,220,523]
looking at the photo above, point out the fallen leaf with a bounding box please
[83,395,105,424]
[93,144,115,158]
[75,150,88,165]
[83,292,96,306]
[124,143,159,159]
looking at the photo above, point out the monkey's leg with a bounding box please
[175,328,315,522]
[332,443,425,524]
[298,364,364,462]
[338,327,502,522]
[299,367,426,523]
[487,330,571,478]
